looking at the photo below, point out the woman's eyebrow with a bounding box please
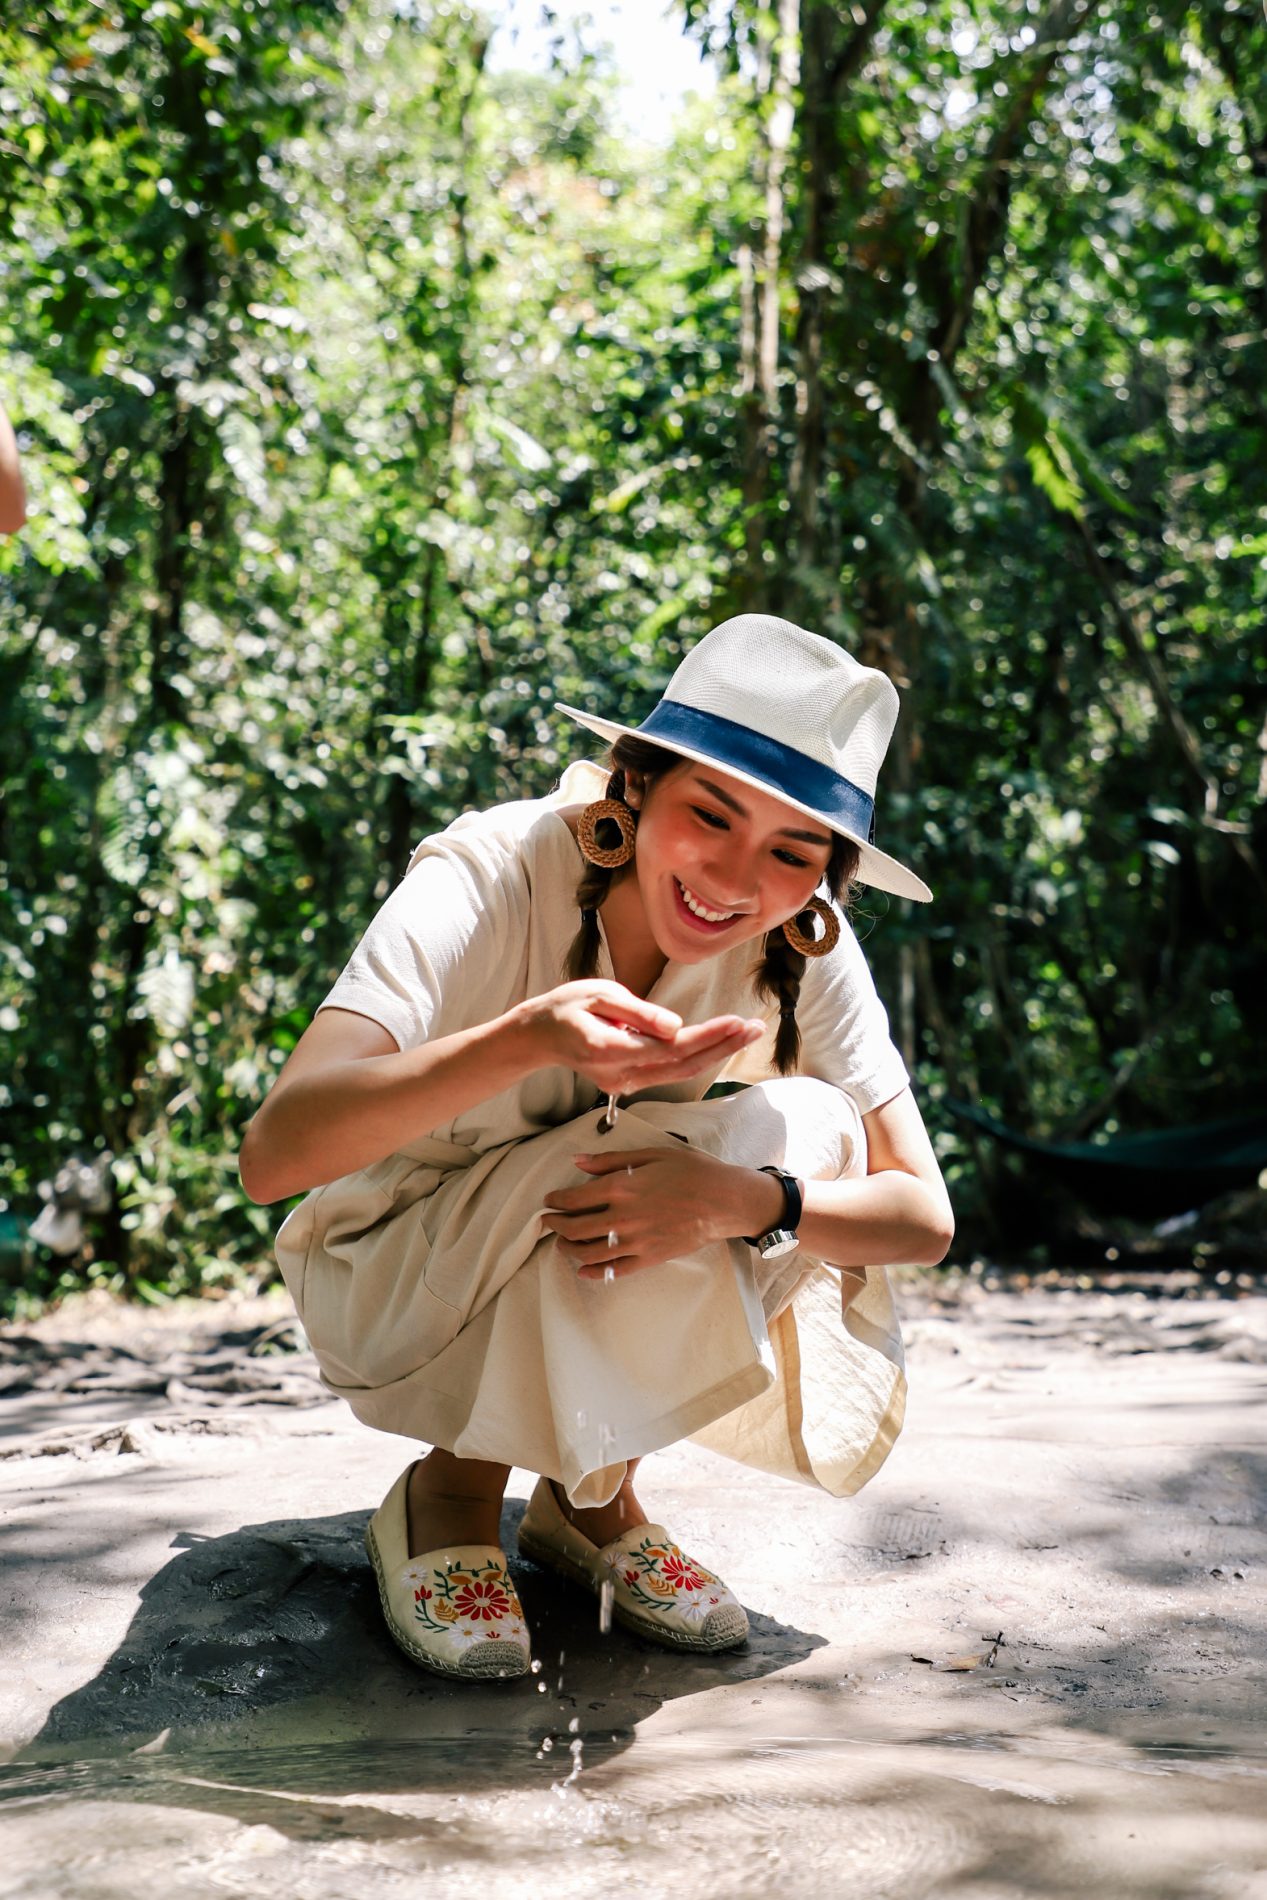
[694,776,833,847]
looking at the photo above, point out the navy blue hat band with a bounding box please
[639,700,876,845]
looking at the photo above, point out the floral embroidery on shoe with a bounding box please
[403,1554,527,1650]
[662,1552,712,1592]
[605,1534,727,1625]
[453,1577,513,1623]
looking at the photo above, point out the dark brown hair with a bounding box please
[564,734,860,1074]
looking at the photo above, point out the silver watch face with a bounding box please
[756,1228,799,1260]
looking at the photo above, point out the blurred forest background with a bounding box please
[1,0,1264,1311]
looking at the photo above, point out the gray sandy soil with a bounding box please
[1,1270,1265,1898]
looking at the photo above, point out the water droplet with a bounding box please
[541,1736,553,1752]
[603,1266,615,1283]
[606,1229,618,1251]
[530,1658,543,1673]
[575,1408,588,1428]
[599,1577,614,1633]
[568,1716,580,1732]
[537,1681,547,1693]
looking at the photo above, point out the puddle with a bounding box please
[1,1730,1264,1898]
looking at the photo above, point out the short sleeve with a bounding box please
[317,819,531,1052]
[794,920,909,1112]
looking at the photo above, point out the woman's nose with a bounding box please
[700,850,758,911]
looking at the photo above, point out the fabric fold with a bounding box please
[277,1078,904,1507]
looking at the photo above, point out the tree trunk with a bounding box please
[790,0,886,616]
[736,0,798,607]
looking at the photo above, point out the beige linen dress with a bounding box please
[275,761,910,1507]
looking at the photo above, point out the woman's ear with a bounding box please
[624,768,646,811]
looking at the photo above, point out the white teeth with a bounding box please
[676,879,734,924]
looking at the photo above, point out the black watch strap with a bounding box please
[741,1166,803,1245]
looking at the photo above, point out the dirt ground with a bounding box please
[1,1267,1265,1899]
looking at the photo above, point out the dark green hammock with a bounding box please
[946,1100,1267,1219]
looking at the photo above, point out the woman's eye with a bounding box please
[776,851,811,868]
[693,807,728,829]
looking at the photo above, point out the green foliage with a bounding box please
[1,0,1264,1303]
[695,0,1266,1217]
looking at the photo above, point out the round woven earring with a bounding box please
[782,896,840,958]
[577,798,637,868]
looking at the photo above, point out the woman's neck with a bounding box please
[559,804,668,998]
[600,868,668,999]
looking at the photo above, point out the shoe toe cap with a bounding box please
[698,1600,749,1648]
[457,1637,533,1679]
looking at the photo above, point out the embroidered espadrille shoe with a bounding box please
[518,1476,748,1652]
[364,1465,532,1680]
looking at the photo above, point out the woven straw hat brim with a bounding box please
[556,704,933,905]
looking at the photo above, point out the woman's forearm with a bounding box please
[240,1006,543,1204]
[799,1171,954,1267]
[727,1164,953,1269]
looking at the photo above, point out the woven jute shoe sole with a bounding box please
[364,1523,531,1681]
[518,1525,748,1653]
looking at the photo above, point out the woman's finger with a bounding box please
[672,1015,764,1053]
[583,1009,759,1065]
[540,1207,612,1237]
[630,1025,757,1072]
[585,992,683,1040]
[561,1237,640,1269]
[570,1149,659,1176]
[577,1258,645,1281]
[542,1179,615,1210]
[593,1020,755,1081]
[633,1031,760,1084]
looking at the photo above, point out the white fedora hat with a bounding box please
[556,613,932,903]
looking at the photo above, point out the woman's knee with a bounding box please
[769,1077,866,1179]
[688,1076,867,1180]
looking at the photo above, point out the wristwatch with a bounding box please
[741,1166,803,1261]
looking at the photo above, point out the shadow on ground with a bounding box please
[4,1286,1267,1895]
[10,1495,820,1840]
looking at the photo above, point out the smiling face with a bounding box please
[612,760,836,967]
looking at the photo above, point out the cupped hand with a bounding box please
[541,1146,753,1278]
[517,979,764,1098]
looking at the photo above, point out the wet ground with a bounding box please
[2,1272,1266,1898]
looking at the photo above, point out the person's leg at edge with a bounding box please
[406,1450,510,1555]
[551,1458,646,1547]
[406,1451,648,1557]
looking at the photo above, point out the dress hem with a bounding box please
[319,1354,775,1508]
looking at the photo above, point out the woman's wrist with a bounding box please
[496,998,557,1079]
[726,1163,787,1244]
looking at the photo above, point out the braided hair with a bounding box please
[563,734,861,1075]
